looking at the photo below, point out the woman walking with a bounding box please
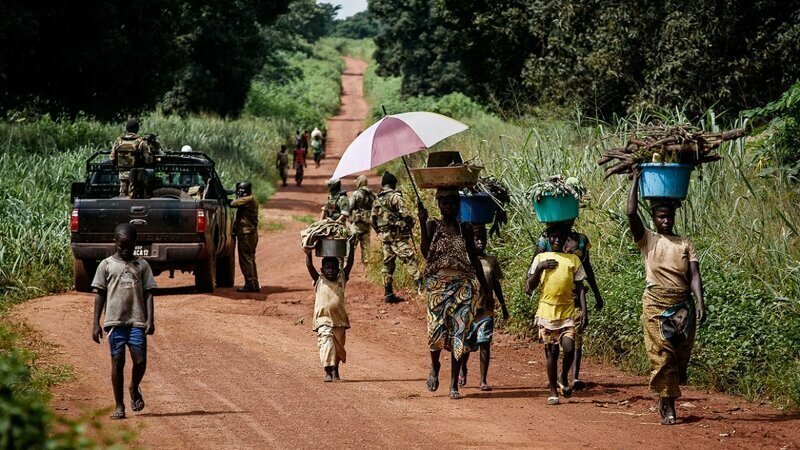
[627,171,707,425]
[419,188,490,399]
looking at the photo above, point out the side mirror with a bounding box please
[70,182,86,204]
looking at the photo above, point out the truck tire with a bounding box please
[194,246,216,293]
[73,258,96,293]
[216,245,235,288]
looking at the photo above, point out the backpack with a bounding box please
[351,187,376,223]
[113,133,142,169]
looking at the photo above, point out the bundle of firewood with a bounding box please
[598,125,745,179]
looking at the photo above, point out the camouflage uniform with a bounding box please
[110,132,153,197]
[322,191,351,221]
[371,187,421,292]
[232,194,259,289]
[349,176,376,263]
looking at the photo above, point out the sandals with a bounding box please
[449,390,463,400]
[458,374,467,387]
[131,386,145,412]
[557,382,573,398]
[480,384,493,392]
[110,407,126,420]
[426,374,439,392]
[547,396,560,405]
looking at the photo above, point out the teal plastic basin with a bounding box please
[533,194,579,223]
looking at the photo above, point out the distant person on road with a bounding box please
[91,223,157,420]
[533,219,604,391]
[110,119,154,197]
[627,170,706,426]
[311,135,323,167]
[460,224,510,391]
[301,129,310,151]
[231,181,260,292]
[418,188,490,400]
[370,171,422,303]
[349,175,376,263]
[306,238,356,382]
[276,145,289,187]
[320,178,350,223]
[293,145,307,186]
[321,131,327,159]
[526,224,587,406]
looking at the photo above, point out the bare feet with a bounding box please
[324,366,334,382]
[480,384,492,391]
[110,405,126,420]
[130,386,145,412]
[458,368,467,387]
[449,390,463,400]
[333,365,341,381]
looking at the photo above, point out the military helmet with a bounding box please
[327,178,341,192]
[235,181,252,196]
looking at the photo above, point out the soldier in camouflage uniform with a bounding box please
[371,171,422,303]
[320,178,350,222]
[231,181,260,292]
[349,175,376,263]
[110,119,154,197]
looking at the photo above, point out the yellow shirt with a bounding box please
[529,252,586,323]
[635,229,698,289]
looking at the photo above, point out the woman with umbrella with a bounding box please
[418,189,490,399]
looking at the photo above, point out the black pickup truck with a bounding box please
[70,151,236,293]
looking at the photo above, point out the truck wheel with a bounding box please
[194,247,216,293]
[73,258,96,293]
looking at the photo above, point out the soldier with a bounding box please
[320,179,350,222]
[231,181,260,292]
[110,119,154,197]
[349,175,376,263]
[371,171,422,303]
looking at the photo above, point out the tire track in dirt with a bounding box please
[13,57,800,449]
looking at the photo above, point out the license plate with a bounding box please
[133,245,151,257]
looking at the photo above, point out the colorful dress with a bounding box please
[636,229,698,398]
[424,221,478,360]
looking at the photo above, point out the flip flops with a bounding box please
[449,390,463,400]
[557,382,573,398]
[131,386,145,412]
[547,396,560,405]
[110,407,126,420]
[480,384,493,391]
[426,374,439,392]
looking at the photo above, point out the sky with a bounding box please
[319,0,368,19]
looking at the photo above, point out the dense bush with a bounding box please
[745,82,800,183]
[372,0,800,117]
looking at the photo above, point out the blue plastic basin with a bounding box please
[458,193,497,223]
[638,163,693,200]
[533,194,579,223]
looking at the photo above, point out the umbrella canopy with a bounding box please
[331,111,468,180]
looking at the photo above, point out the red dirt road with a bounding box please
[14,57,799,449]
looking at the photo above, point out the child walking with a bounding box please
[306,238,356,382]
[459,224,509,391]
[526,224,587,405]
[91,223,157,419]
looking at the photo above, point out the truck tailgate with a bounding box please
[73,198,200,243]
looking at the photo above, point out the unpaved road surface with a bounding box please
[14,57,800,449]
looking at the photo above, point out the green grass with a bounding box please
[356,43,800,410]
[294,215,317,224]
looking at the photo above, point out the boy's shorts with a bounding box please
[538,325,576,346]
[108,326,147,357]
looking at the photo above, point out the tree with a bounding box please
[332,10,381,39]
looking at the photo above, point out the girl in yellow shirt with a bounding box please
[526,225,587,405]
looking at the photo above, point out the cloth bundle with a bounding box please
[300,218,349,251]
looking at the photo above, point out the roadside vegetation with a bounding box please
[349,39,800,410]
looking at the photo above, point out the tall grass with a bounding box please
[245,39,344,130]
[358,46,800,409]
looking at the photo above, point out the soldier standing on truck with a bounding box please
[320,179,350,222]
[371,171,422,303]
[110,119,154,197]
[349,175,376,263]
[231,181,261,293]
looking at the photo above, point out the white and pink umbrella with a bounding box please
[331,111,469,180]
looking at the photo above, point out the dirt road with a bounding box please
[14,57,799,449]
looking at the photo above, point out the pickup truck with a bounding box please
[70,151,236,293]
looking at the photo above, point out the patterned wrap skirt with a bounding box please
[425,273,479,360]
[642,285,696,398]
